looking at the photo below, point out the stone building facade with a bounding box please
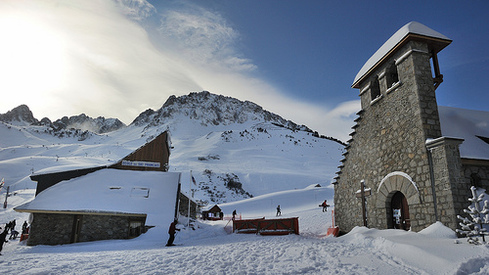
[15,131,202,246]
[334,22,489,234]
[27,212,146,246]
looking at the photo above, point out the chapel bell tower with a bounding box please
[334,22,452,233]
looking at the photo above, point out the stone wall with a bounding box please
[27,212,146,246]
[335,40,443,233]
[427,137,468,231]
[28,213,74,246]
[77,215,138,243]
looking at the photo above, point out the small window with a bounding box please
[470,173,481,188]
[386,63,399,88]
[370,76,381,100]
[129,220,144,237]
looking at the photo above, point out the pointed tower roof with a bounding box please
[352,21,452,88]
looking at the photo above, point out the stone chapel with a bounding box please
[334,21,489,234]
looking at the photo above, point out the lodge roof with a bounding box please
[15,169,181,227]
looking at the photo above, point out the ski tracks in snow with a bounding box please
[0,232,475,274]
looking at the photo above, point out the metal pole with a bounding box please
[3,186,9,209]
[361,180,367,227]
[188,171,192,227]
[174,174,181,221]
[427,148,439,221]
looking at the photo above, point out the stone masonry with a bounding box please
[27,212,146,246]
[334,38,451,233]
[334,23,489,234]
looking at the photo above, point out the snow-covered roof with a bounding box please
[438,106,489,160]
[352,21,451,88]
[15,169,181,226]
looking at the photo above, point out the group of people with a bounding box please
[3,220,28,240]
[0,220,28,256]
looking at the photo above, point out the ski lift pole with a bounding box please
[188,170,192,227]
[3,186,9,209]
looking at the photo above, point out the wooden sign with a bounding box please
[122,160,160,168]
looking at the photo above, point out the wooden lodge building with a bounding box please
[202,204,224,220]
[334,22,489,234]
[15,131,199,246]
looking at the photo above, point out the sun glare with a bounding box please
[0,15,68,107]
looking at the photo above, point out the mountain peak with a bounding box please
[0,105,125,134]
[53,114,126,134]
[0,104,39,125]
[131,91,310,131]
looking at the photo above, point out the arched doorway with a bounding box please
[391,191,410,230]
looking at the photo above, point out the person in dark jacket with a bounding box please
[166,220,180,247]
[22,221,28,235]
[0,228,8,255]
[320,200,330,212]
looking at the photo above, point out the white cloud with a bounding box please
[114,0,156,21]
[157,4,256,72]
[0,0,359,141]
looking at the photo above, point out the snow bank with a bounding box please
[419,221,457,239]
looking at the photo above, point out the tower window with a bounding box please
[370,76,381,100]
[386,63,399,88]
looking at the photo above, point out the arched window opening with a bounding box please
[370,76,381,100]
[386,63,399,88]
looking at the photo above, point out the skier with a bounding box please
[232,209,237,221]
[22,221,28,235]
[0,228,8,256]
[276,205,281,217]
[9,229,19,240]
[320,200,330,212]
[166,219,180,247]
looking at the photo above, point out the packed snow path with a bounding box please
[2,190,489,274]
[2,216,489,274]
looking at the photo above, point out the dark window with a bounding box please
[386,63,399,88]
[129,220,144,238]
[470,173,481,188]
[370,76,381,100]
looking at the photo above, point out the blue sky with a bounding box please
[183,0,489,109]
[0,0,487,141]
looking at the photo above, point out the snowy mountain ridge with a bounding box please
[0,91,345,205]
[0,104,126,134]
[131,91,311,131]
[2,92,489,205]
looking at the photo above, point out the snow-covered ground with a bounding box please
[1,188,489,274]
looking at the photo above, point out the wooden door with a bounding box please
[391,192,410,230]
[71,215,83,243]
